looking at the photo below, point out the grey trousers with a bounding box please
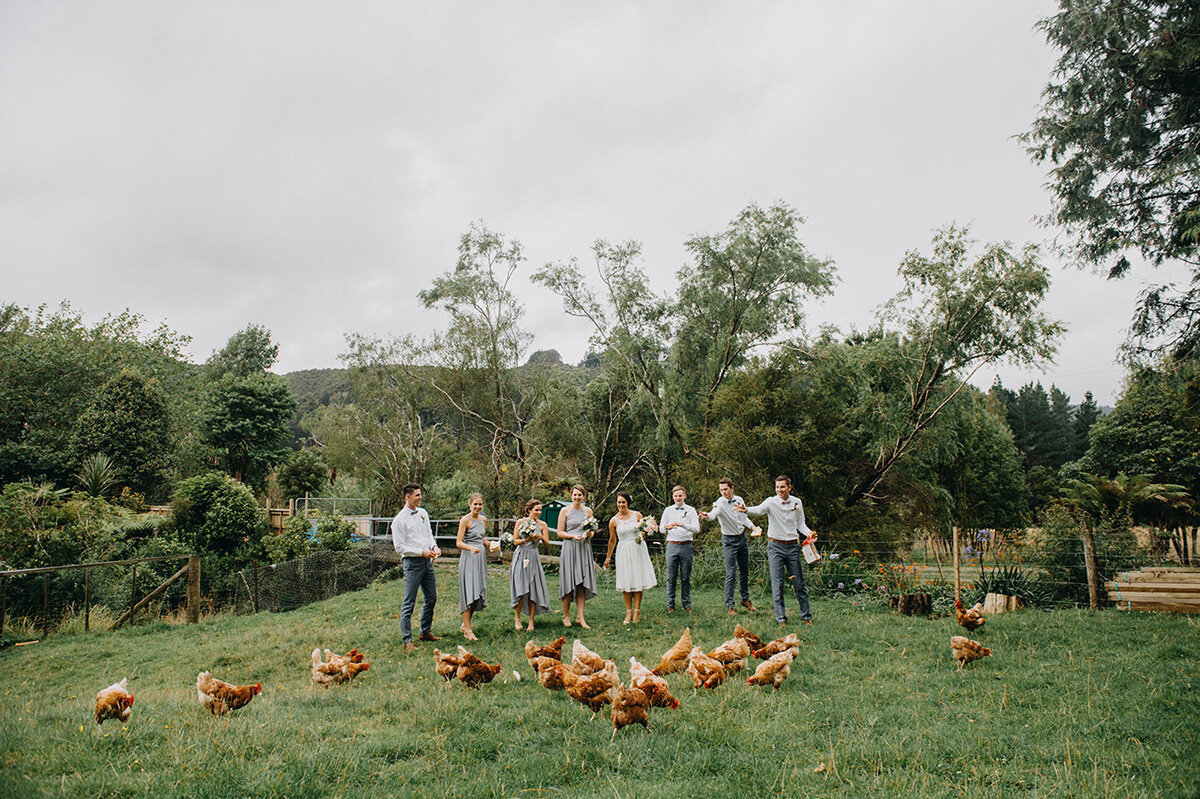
[767,539,812,623]
[665,541,694,609]
[722,535,751,608]
[401,557,437,643]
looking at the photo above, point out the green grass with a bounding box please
[1,562,1198,798]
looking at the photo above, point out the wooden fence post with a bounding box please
[252,560,260,613]
[84,569,90,632]
[187,557,200,624]
[953,527,960,603]
[130,565,137,626]
[43,573,50,632]
[1082,524,1100,610]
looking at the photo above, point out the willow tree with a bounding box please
[845,224,1064,506]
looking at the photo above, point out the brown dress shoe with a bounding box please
[741,600,759,612]
[403,642,417,651]
[418,632,441,642]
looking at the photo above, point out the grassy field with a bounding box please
[1,562,1197,799]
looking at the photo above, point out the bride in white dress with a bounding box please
[603,492,657,624]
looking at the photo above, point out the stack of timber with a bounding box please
[1105,567,1200,613]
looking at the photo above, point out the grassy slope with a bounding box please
[1,564,1197,799]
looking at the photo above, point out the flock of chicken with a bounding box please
[92,598,995,733]
[435,623,800,739]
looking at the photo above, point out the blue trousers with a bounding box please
[401,557,437,643]
[722,535,751,609]
[767,539,811,623]
[665,542,694,609]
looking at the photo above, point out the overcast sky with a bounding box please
[1,1,1182,406]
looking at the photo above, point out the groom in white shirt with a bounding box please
[699,477,762,614]
[742,474,814,625]
[659,485,699,612]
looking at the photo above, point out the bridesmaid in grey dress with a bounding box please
[510,498,552,631]
[557,484,597,628]
[456,493,489,641]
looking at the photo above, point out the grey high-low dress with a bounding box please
[558,507,597,600]
[509,520,551,615]
[458,517,488,613]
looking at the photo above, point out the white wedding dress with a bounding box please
[613,516,657,592]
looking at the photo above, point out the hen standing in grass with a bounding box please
[629,657,679,709]
[196,672,261,716]
[524,635,565,671]
[610,685,650,740]
[708,637,751,676]
[733,623,766,652]
[94,679,134,727]
[571,639,608,675]
[686,647,726,690]
[747,649,794,689]
[455,645,502,687]
[651,628,692,676]
[950,636,991,669]
[562,660,619,717]
[752,633,799,660]
[954,598,986,631]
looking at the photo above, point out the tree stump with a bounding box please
[888,591,932,616]
[982,592,1022,614]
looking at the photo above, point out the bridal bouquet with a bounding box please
[635,516,657,544]
[581,516,600,538]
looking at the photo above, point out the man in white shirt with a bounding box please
[391,483,442,650]
[742,474,813,625]
[699,477,762,614]
[659,485,699,612]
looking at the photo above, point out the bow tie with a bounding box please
[409,509,420,514]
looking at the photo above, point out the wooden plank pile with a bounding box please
[1105,567,1200,613]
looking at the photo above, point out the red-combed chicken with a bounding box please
[563,659,619,717]
[525,636,565,671]
[455,645,502,688]
[610,685,650,740]
[708,637,751,675]
[950,636,991,670]
[311,647,371,686]
[686,647,725,690]
[733,623,766,652]
[434,649,462,684]
[747,649,794,689]
[652,628,692,676]
[196,672,262,716]
[954,599,986,632]
[534,656,570,690]
[752,633,799,660]
[94,678,135,727]
[571,639,608,675]
[324,647,367,669]
[628,657,679,710]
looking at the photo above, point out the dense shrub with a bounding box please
[276,449,329,501]
[264,512,355,564]
[170,472,265,556]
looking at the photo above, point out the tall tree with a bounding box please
[73,367,174,499]
[1024,0,1200,358]
[843,225,1064,506]
[199,326,296,486]
[672,201,835,431]
[1074,390,1101,458]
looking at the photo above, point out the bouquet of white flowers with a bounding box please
[581,515,600,538]
[500,529,516,549]
[635,515,657,544]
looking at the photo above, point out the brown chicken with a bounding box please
[747,649,794,689]
[455,645,502,687]
[752,633,799,660]
[434,649,462,684]
[652,628,693,676]
[708,637,751,675]
[563,659,619,716]
[196,672,261,715]
[571,639,608,675]
[628,657,679,710]
[610,685,650,740]
[734,623,766,652]
[311,648,371,686]
[686,647,725,690]
[324,647,367,669]
[525,636,565,670]
[954,599,986,632]
[950,636,991,669]
[94,678,135,727]
[534,656,569,690]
